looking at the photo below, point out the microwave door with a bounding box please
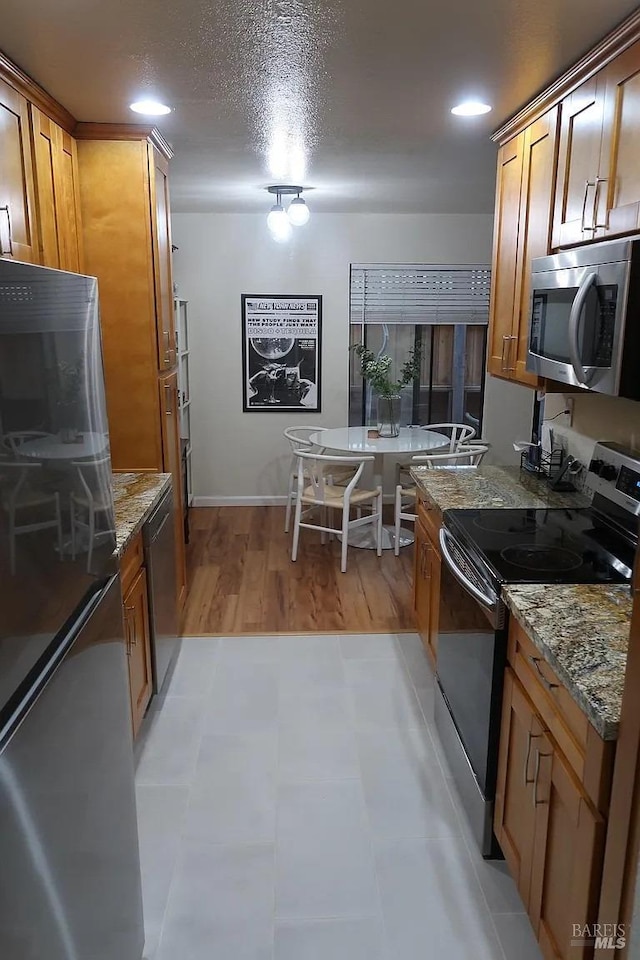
[527,261,624,393]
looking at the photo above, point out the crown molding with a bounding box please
[492,8,640,144]
[0,51,76,132]
[74,122,174,159]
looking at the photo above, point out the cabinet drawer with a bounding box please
[120,531,144,593]
[509,618,588,780]
[417,496,441,548]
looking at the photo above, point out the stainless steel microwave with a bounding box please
[526,237,640,399]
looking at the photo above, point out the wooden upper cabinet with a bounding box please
[512,109,558,386]
[552,76,606,248]
[488,109,557,387]
[30,106,83,271]
[150,146,176,371]
[488,135,523,380]
[0,77,38,262]
[596,39,640,239]
[529,732,606,959]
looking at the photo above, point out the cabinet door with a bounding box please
[487,134,524,379]
[494,668,542,908]
[596,40,640,239]
[529,733,606,959]
[30,107,84,272]
[427,537,440,664]
[149,146,176,371]
[159,370,187,610]
[123,566,153,738]
[0,78,38,262]
[414,520,434,666]
[552,76,605,248]
[512,109,558,387]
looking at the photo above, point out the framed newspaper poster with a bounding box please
[242,294,322,412]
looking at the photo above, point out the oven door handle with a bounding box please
[438,527,497,610]
[568,271,597,388]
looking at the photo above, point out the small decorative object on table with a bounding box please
[351,343,421,438]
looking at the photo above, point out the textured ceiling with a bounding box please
[1,0,638,213]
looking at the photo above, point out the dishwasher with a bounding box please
[143,488,181,693]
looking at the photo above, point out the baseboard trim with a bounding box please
[192,495,288,507]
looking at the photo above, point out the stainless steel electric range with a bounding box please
[434,442,639,858]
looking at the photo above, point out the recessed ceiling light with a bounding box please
[451,101,492,117]
[129,99,172,116]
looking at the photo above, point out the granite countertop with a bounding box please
[410,464,589,512]
[503,583,632,740]
[112,472,172,556]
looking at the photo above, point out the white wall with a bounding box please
[172,212,535,501]
[543,391,640,466]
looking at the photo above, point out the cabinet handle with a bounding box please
[506,335,517,373]
[528,655,559,691]
[501,335,509,371]
[123,609,132,656]
[424,543,431,581]
[580,180,596,232]
[593,176,609,229]
[125,605,137,646]
[164,383,173,414]
[163,330,172,365]
[532,749,551,808]
[0,206,13,256]
[523,730,543,785]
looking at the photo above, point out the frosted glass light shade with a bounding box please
[287,197,310,226]
[267,204,292,241]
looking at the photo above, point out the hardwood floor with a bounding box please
[181,506,417,635]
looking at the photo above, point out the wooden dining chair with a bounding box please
[393,444,489,555]
[0,460,63,574]
[69,457,114,573]
[283,426,328,533]
[290,451,383,572]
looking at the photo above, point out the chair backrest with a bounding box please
[412,444,489,468]
[72,457,112,501]
[0,460,43,503]
[283,426,328,454]
[422,423,476,453]
[295,450,373,501]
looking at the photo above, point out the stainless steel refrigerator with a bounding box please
[0,260,144,959]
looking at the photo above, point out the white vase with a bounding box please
[377,394,401,438]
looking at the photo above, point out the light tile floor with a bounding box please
[134,633,543,960]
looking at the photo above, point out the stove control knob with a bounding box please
[600,463,618,481]
[589,459,604,474]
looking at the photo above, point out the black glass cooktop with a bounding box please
[444,508,634,585]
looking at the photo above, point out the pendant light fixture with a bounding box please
[266,185,311,239]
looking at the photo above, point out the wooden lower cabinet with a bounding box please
[496,667,607,959]
[123,565,153,739]
[414,513,440,667]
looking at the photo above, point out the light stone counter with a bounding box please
[503,583,632,740]
[409,464,588,513]
[112,472,171,557]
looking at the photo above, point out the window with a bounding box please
[349,264,491,430]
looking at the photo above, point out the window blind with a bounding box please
[349,263,491,325]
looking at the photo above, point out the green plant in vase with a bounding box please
[351,343,422,437]
[55,355,84,442]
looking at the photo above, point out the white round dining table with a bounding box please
[16,431,109,461]
[308,426,449,550]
